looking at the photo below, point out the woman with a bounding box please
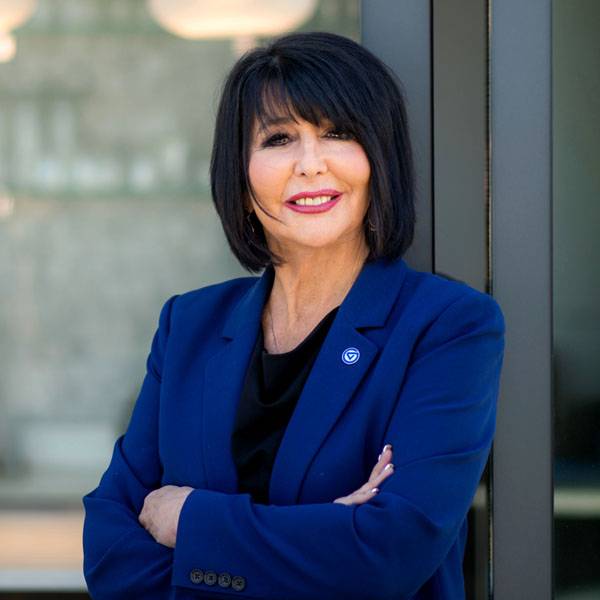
[82,31,505,599]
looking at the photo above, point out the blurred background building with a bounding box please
[0,0,598,598]
[0,0,359,596]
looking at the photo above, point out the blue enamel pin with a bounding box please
[341,347,360,365]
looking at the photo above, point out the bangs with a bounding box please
[241,63,358,139]
[210,31,415,272]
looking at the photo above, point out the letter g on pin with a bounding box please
[341,347,360,365]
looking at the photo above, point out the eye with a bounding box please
[262,132,290,147]
[260,127,355,148]
[325,128,355,140]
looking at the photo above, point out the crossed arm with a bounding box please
[137,444,395,549]
[82,291,505,599]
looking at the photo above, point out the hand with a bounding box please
[333,444,394,506]
[138,485,194,548]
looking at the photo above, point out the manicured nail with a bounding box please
[382,443,393,454]
[384,463,394,472]
[371,488,379,494]
[377,453,382,462]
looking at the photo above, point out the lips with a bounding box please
[284,194,343,214]
[285,188,342,204]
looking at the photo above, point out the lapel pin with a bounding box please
[341,347,360,365]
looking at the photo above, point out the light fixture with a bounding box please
[147,0,317,51]
[0,188,15,219]
[0,30,15,62]
[0,0,37,63]
[0,0,36,31]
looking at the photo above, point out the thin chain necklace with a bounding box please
[267,305,279,354]
[265,252,367,354]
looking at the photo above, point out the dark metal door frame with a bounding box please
[360,0,433,274]
[361,1,554,598]
[490,1,553,598]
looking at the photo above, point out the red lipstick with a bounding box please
[285,189,343,214]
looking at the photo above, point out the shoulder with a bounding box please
[399,262,505,334]
[154,274,258,339]
[175,274,257,312]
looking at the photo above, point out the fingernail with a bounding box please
[377,453,382,462]
[384,463,394,472]
[382,443,393,454]
[371,488,379,494]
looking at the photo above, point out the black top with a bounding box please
[231,306,340,504]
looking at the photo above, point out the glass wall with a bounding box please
[0,0,359,593]
[553,1,600,597]
[432,1,490,598]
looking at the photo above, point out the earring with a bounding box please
[367,216,376,232]
[246,211,256,234]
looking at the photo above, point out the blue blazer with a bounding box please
[82,255,505,600]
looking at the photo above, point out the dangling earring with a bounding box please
[367,215,376,232]
[246,211,256,234]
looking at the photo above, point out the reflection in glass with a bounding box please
[147,0,318,48]
[553,1,600,597]
[0,0,359,592]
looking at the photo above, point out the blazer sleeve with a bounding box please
[82,294,179,600]
[170,290,506,600]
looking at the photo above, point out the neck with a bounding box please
[265,238,370,330]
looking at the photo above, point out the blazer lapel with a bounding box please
[268,314,379,505]
[269,256,408,504]
[201,256,409,504]
[202,265,275,495]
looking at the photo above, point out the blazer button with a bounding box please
[204,570,217,586]
[189,569,204,584]
[232,575,246,591]
[218,572,232,588]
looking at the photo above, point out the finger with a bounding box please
[338,477,388,505]
[374,462,395,485]
[333,487,379,506]
[361,462,395,495]
[375,445,392,467]
[369,445,393,479]
[342,457,395,505]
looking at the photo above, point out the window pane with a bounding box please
[0,0,359,592]
[432,1,491,597]
[553,1,600,597]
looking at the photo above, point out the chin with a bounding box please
[269,225,362,254]
[296,235,348,250]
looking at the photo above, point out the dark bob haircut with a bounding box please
[210,31,415,273]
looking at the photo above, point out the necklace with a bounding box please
[264,252,366,354]
[267,305,279,353]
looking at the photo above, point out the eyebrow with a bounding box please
[257,115,299,134]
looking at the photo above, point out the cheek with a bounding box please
[248,154,286,193]
[247,156,266,192]
[343,147,371,190]
[358,157,371,188]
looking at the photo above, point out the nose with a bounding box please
[293,137,328,177]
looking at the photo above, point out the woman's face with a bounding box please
[247,113,371,257]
